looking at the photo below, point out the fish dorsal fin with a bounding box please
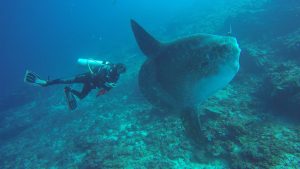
[227,24,232,36]
[131,19,162,58]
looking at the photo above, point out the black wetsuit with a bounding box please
[45,64,120,99]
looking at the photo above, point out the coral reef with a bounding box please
[280,29,300,51]
[258,61,300,120]
[273,28,300,61]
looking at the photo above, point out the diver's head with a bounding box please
[116,63,126,74]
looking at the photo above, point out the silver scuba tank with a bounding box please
[77,58,110,74]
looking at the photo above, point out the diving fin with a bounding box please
[64,87,77,111]
[24,70,47,87]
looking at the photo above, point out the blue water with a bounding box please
[1,0,300,168]
[0,0,193,97]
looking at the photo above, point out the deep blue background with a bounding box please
[0,0,196,98]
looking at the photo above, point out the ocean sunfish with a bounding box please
[131,20,241,111]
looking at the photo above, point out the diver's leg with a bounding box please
[70,73,92,83]
[46,79,71,86]
[45,73,91,86]
[69,84,92,100]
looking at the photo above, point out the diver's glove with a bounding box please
[97,89,107,97]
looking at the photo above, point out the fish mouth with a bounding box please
[232,39,241,72]
[226,36,240,50]
[224,37,241,73]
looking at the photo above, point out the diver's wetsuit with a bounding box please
[45,64,120,99]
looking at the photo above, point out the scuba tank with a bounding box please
[77,58,110,74]
[77,58,110,66]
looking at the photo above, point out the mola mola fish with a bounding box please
[131,19,241,112]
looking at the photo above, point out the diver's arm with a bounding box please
[96,82,116,97]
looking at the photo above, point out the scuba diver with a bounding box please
[24,59,126,110]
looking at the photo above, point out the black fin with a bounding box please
[65,88,77,110]
[24,70,46,86]
[131,19,162,58]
